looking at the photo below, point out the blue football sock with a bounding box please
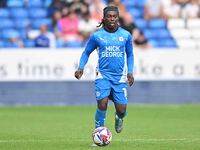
[95,108,106,128]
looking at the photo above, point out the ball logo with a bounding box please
[119,37,124,41]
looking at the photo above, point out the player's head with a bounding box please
[103,6,119,18]
[97,6,119,32]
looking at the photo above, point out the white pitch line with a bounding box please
[0,138,200,143]
[114,138,200,142]
[0,139,64,143]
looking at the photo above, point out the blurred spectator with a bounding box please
[49,0,70,17]
[8,38,24,48]
[78,11,98,42]
[0,0,7,7]
[88,0,106,22]
[176,0,190,7]
[52,10,62,30]
[134,31,151,49]
[49,0,69,16]
[61,5,70,16]
[119,15,139,38]
[182,0,200,18]
[8,32,24,48]
[119,15,150,49]
[55,8,82,46]
[108,0,133,22]
[34,24,56,48]
[162,0,182,20]
[144,0,163,20]
[68,0,89,17]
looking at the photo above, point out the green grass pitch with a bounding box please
[0,104,200,150]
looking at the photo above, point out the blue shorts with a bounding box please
[95,78,128,104]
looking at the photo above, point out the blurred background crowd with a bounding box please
[0,0,200,49]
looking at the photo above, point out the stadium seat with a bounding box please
[134,19,147,30]
[14,18,31,29]
[19,29,28,39]
[24,40,35,47]
[27,0,44,7]
[143,29,171,39]
[29,8,48,18]
[189,29,200,39]
[137,0,145,7]
[44,0,52,7]
[0,40,5,47]
[56,39,65,48]
[10,8,28,18]
[128,8,144,18]
[186,19,200,29]
[31,18,52,29]
[122,0,136,7]
[148,39,159,47]
[157,29,172,38]
[65,40,83,48]
[148,19,166,28]
[196,39,200,49]
[170,28,192,39]
[122,0,145,7]
[167,19,185,29]
[149,38,177,48]
[176,39,197,49]
[0,8,10,17]
[7,0,24,7]
[157,39,177,48]
[2,29,20,39]
[0,19,15,28]
[143,29,157,39]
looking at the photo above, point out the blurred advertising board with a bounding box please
[0,48,200,81]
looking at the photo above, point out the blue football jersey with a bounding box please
[79,27,134,83]
[35,34,50,47]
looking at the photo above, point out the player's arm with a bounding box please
[74,34,97,80]
[125,33,134,86]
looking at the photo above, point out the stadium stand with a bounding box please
[7,0,24,7]
[122,0,177,48]
[0,0,199,48]
[168,18,200,49]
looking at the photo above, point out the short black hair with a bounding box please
[103,6,119,17]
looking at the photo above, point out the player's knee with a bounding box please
[98,103,107,110]
[97,98,108,110]
[97,102,108,110]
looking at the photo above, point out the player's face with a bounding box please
[104,11,119,31]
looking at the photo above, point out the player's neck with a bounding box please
[104,25,119,33]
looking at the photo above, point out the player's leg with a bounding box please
[114,103,127,133]
[95,79,111,128]
[95,97,109,128]
[115,103,127,119]
[111,83,128,133]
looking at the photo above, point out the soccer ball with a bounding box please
[92,127,112,146]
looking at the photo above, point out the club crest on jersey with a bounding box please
[119,37,124,41]
[96,91,100,97]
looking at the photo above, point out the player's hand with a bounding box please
[127,73,134,86]
[74,69,83,80]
